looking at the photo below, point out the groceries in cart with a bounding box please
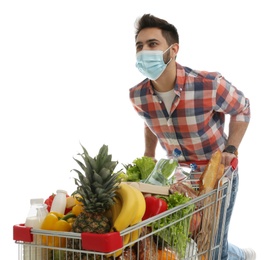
[13,144,236,259]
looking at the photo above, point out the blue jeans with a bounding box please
[213,172,245,260]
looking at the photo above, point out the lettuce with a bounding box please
[153,192,194,258]
[124,156,156,181]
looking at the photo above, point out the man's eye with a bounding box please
[136,46,143,51]
[149,42,157,47]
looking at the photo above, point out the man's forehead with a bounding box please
[136,28,164,44]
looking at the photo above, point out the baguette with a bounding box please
[199,150,222,195]
[216,163,225,187]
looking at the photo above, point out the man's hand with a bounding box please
[221,152,237,168]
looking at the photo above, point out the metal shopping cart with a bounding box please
[13,158,238,260]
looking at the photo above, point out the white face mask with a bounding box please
[135,45,173,80]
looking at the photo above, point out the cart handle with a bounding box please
[230,157,238,170]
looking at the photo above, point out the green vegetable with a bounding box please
[117,171,129,181]
[124,164,141,181]
[123,156,155,181]
[153,192,194,258]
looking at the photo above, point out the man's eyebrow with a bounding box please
[135,39,159,47]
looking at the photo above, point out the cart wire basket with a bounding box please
[13,158,238,260]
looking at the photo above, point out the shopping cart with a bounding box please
[13,158,238,260]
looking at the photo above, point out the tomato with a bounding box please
[142,196,168,220]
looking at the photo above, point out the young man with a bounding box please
[129,14,255,260]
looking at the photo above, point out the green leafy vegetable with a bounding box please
[133,156,156,179]
[123,156,155,181]
[153,192,194,258]
[125,164,141,181]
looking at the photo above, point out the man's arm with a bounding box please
[222,120,249,166]
[144,125,158,158]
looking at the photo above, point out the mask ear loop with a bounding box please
[163,44,174,54]
[163,44,174,65]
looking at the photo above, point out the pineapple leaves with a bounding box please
[71,143,120,214]
[73,157,87,172]
[72,169,90,186]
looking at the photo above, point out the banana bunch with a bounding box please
[108,182,146,257]
[112,182,146,231]
[107,182,146,257]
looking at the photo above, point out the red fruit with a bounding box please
[44,194,55,212]
[142,196,168,221]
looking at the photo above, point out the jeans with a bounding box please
[213,172,245,260]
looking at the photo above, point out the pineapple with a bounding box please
[67,144,121,259]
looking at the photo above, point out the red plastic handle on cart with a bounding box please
[81,231,123,252]
[13,224,33,242]
[230,157,238,170]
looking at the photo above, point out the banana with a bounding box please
[123,233,131,245]
[110,196,122,230]
[128,185,146,226]
[113,182,138,232]
[129,228,142,245]
[107,189,133,259]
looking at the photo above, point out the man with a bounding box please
[129,14,255,260]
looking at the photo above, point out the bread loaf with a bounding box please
[199,150,222,195]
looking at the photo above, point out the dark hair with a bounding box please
[135,14,179,45]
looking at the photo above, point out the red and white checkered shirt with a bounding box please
[129,63,250,163]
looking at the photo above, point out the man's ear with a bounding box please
[172,43,179,59]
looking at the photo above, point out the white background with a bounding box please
[1,0,270,258]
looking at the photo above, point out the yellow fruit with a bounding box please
[129,228,142,245]
[72,204,84,216]
[50,212,64,219]
[128,185,146,226]
[113,183,138,232]
[123,233,130,245]
[104,208,112,221]
[73,193,83,205]
[66,196,76,208]
[110,196,122,229]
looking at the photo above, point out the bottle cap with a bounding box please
[56,189,67,194]
[173,148,182,157]
[30,198,44,205]
[190,163,197,171]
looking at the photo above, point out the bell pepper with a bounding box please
[142,196,168,220]
[41,212,76,247]
[44,194,55,212]
[71,204,84,216]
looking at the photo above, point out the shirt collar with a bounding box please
[146,62,186,95]
[174,63,186,96]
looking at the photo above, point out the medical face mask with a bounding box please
[135,45,173,80]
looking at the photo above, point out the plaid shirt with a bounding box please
[129,63,250,162]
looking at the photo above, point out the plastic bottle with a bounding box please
[24,198,48,260]
[25,198,48,229]
[174,162,197,182]
[144,148,182,186]
[50,189,67,215]
[174,165,186,182]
